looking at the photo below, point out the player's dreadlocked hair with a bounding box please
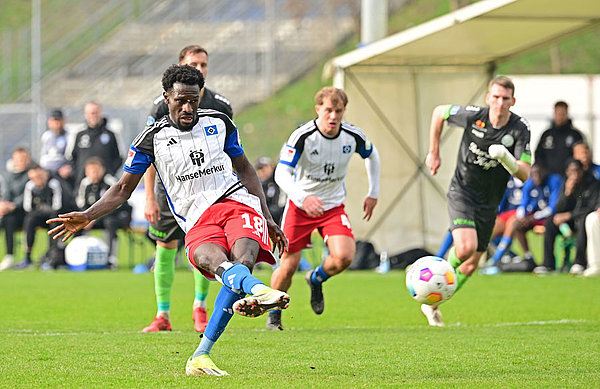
[161,64,205,93]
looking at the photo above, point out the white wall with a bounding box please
[510,75,599,163]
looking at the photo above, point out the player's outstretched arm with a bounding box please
[47,171,144,242]
[231,154,288,255]
[426,105,450,176]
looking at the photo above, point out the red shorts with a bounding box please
[281,200,354,253]
[185,200,275,280]
[496,209,517,224]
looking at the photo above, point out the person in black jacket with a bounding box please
[0,147,36,271]
[534,101,583,176]
[535,159,600,274]
[15,166,65,269]
[66,102,123,187]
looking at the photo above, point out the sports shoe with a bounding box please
[186,354,229,376]
[583,267,600,277]
[193,307,208,332]
[0,255,14,271]
[569,264,585,275]
[266,311,284,331]
[232,288,290,317]
[141,316,172,333]
[533,265,551,275]
[421,304,444,327]
[14,259,32,270]
[305,270,324,314]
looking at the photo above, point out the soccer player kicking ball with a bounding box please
[141,45,234,333]
[267,87,380,330]
[48,64,289,376]
[424,76,531,326]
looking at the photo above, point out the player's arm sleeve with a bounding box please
[274,163,309,204]
[519,179,535,217]
[364,145,380,199]
[534,174,564,220]
[444,105,472,129]
[513,119,532,164]
[223,116,244,158]
[122,146,153,175]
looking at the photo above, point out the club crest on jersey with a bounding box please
[204,125,218,136]
[342,145,352,154]
[146,116,155,126]
[189,150,205,166]
[501,134,515,148]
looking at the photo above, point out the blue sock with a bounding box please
[492,236,512,263]
[193,285,244,358]
[220,263,263,295]
[311,264,330,286]
[436,231,454,258]
[491,235,502,246]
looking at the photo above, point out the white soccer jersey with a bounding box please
[123,108,262,233]
[278,119,373,211]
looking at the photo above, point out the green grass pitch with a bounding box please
[1,267,598,388]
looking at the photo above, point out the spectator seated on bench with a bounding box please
[75,157,131,269]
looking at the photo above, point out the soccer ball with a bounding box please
[405,256,456,305]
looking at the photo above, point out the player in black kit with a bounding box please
[424,76,531,326]
[142,45,233,333]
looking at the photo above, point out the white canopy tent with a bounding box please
[324,0,600,254]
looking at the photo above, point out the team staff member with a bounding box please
[268,86,380,330]
[48,64,289,376]
[142,45,233,333]
[425,76,531,326]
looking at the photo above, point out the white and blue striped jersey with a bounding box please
[278,119,373,211]
[123,108,262,233]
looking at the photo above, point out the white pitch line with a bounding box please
[1,319,589,336]
[2,329,183,336]
[449,318,588,327]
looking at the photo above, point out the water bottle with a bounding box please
[378,249,390,274]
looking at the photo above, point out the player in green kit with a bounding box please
[424,76,531,326]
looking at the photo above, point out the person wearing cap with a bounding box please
[40,109,70,179]
[255,156,285,225]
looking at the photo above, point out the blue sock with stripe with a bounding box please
[220,263,263,295]
[193,285,244,357]
[492,236,512,263]
[310,264,330,286]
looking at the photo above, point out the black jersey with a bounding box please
[445,105,531,209]
[146,87,233,126]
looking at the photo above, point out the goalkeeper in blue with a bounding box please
[424,76,531,326]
